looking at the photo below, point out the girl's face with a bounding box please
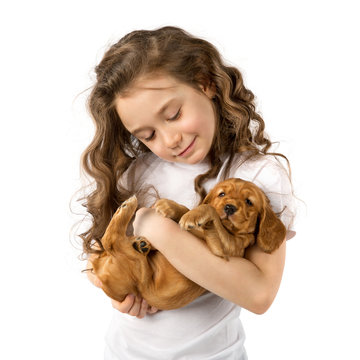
[115,74,216,165]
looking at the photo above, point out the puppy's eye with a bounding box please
[218,192,225,197]
[245,198,253,206]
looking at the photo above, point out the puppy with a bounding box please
[91,178,286,310]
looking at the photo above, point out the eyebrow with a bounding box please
[157,97,175,115]
[131,97,176,136]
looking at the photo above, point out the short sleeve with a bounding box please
[230,155,296,240]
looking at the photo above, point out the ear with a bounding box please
[200,80,216,99]
[256,204,286,253]
[203,190,214,204]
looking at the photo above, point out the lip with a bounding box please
[177,137,196,157]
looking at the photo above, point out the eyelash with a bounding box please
[169,108,181,121]
[143,108,181,142]
[144,131,155,142]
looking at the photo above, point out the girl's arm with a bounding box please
[133,207,286,314]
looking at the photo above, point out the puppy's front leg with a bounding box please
[179,205,230,259]
[154,199,189,222]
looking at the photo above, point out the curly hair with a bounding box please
[79,26,289,256]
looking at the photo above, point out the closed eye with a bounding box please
[144,131,155,141]
[142,108,181,142]
[168,108,181,121]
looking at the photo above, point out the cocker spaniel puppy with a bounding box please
[90,178,286,310]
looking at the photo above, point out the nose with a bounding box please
[163,130,182,149]
[224,204,237,216]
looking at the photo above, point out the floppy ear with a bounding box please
[203,190,214,204]
[256,204,286,253]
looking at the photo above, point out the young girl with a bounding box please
[81,26,296,359]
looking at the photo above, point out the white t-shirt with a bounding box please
[104,153,296,360]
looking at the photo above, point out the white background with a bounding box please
[1,0,359,359]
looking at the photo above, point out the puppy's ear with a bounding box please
[203,191,213,204]
[256,204,286,253]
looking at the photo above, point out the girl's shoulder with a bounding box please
[221,153,291,189]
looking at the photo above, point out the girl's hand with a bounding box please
[87,259,158,318]
[133,207,176,245]
[91,274,158,318]
[111,295,158,319]
[132,207,158,237]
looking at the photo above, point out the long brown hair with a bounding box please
[79,26,289,256]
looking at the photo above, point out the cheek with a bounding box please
[244,209,258,226]
[183,101,216,134]
[200,111,216,140]
[182,115,215,143]
[212,198,225,214]
[181,114,204,133]
[146,143,167,158]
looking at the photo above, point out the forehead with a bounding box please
[215,180,257,197]
[131,74,181,92]
[114,75,184,126]
[117,75,183,104]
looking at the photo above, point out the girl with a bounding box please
[81,26,296,359]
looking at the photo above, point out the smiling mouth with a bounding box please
[178,137,196,157]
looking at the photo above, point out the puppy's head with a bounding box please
[90,196,139,301]
[204,178,286,253]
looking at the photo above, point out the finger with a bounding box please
[111,294,135,313]
[93,276,103,289]
[147,305,158,314]
[128,296,142,317]
[136,299,149,319]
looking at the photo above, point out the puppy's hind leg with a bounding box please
[132,236,153,256]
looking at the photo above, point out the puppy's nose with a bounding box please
[224,204,237,216]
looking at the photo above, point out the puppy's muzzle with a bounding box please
[224,204,237,216]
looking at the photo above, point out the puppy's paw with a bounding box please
[154,199,187,222]
[113,196,138,217]
[179,208,212,231]
[154,199,175,218]
[132,237,152,256]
